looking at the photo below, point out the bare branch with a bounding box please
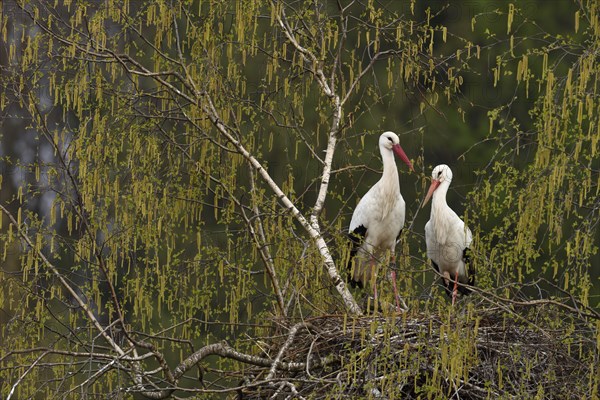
[0,204,128,359]
[6,351,50,400]
[141,336,311,399]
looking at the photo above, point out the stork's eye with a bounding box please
[387,137,393,142]
[437,171,442,178]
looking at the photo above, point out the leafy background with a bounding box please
[0,0,598,398]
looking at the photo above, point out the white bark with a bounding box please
[270,2,363,315]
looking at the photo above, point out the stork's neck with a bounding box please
[431,180,451,218]
[380,146,400,189]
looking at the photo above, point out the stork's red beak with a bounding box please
[422,179,441,207]
[392,144,414,172]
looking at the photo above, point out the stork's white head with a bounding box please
[432,164,453,183]
[379,131,414,172]
[422,164,453,207]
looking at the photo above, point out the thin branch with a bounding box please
[247,164,287,317]
[266,322,314,381]
[6,351,50,400]
[0,204,127,358]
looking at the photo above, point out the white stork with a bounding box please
[423,164,475,305]
[348,131,414,312]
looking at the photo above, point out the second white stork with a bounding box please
[348,131,414,312]
[423,164,475,305]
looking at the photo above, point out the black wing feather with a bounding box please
[458,247,475,295]
[431,259,440,273]
[395,228,403,242]
[347,225,367,288]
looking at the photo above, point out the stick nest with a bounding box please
[238,306,596,399]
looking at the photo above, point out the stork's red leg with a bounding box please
[452,273,459,305]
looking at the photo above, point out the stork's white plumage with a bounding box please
[423,164,474,304]
[348,131,414,311]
